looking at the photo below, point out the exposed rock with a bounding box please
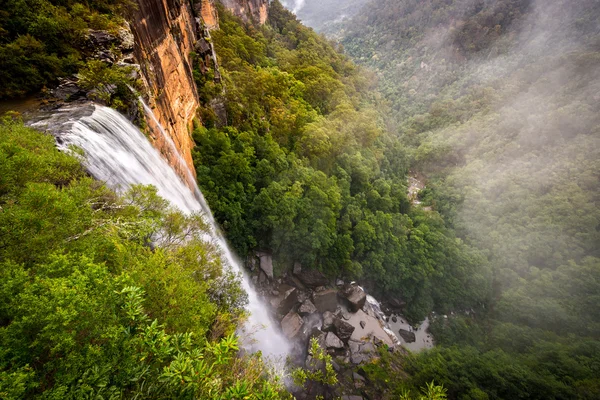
[322,311,335,332]
[293,261,302,275]
[257,252,273,279]
[342,396,364,400]
[277,287,298,315]
[130,0,200,178]
[392,316,398,323]
[118,22,135,51]
[298,299,317,316]
[353,372,366,389]
[51,79,85,101]
[325,332,344,349]
[313,289,338,313]
[360,342,376,354]
[86,29,118,49]
[340,283,367,312]
[281,311,304,340]
[398,329,416,343]
[321,311,355,342]
[295,269,329,287]
[335,278,344,286]
[333,318,355,343]
[359,321,366,329]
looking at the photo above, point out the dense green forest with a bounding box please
[329,0,600,398]
[192,1,491,322]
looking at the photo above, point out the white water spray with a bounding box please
[38,103,290,359]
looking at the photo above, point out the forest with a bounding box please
[192,2,491,322]
[332,0,600,398]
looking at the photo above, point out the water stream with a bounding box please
[33,103,290,360]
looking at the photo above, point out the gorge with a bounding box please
[1,0,599,399]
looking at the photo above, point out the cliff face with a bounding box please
[130,0,203,181]
[219,0,269,24]
[129,0,267,182]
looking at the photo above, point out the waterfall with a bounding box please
[39,103,290,359]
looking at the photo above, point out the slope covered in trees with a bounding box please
[330,0,600,398]
[192,1,491,322]
[0,118,291,398]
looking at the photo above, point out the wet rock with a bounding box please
[359,321,366,329]
[340,283,367,312]
[258,270,267,285]
[257,252,273,279]
[298,299,317,316]
[398,329,416,343]
[313,289,338,313]
[281,311,304,340]
[325,332,344,349]
[295,269,329,287]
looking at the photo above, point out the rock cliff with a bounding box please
[130,0,200,178]
[219,0,269,24]
[129,0,268,182]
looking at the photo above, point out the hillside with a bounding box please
[331,0,600,398]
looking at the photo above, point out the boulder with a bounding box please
[295,269,329,287]
[298,299,317,316]
[313,289,339,313]
[51,79,85,101]
[359,321,366,329]
[321,311,355,342]
[322,311,335,332]
[325,332,344,350]
[293,261,302,275]
[333,318,355,343]
[340,283,367,312]
[398,329,416,343]
[257,252,273,279]
[353,372,366,389]
[278,287,299,315]
[281,311,304,340]
[335,278,345,286]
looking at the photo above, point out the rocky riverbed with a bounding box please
[247,253,435,398]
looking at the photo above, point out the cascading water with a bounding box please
[35,103,290,359]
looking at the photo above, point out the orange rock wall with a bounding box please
[131,0,200,180]
[129,0,268,184]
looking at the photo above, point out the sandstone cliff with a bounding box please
[129,0,268,183]
[130,0,200,179]
[218,0,269,24]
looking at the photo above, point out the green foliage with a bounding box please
[291,338,338,397]
[0,0,129,98]
[0,119,289,398]
[78,60,141,111]
[192,1,489,321]
[334,0,600,398]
